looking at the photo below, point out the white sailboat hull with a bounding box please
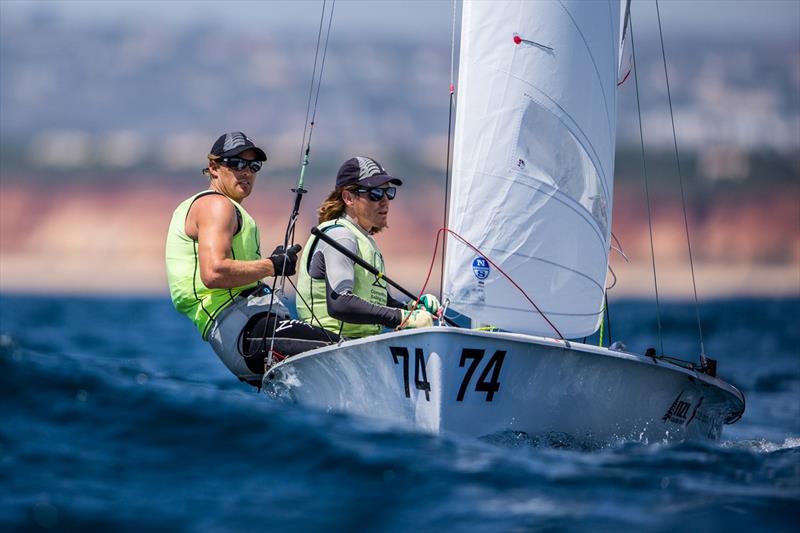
[263,328,744,445]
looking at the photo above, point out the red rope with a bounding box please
[269,350,287,364]
[617,67,631,87]
[618,56,633,87]
[399,227,563,339]
[396,228,444,329]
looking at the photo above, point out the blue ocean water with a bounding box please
[0,295,797,531]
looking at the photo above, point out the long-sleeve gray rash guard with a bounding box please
[306,220,406,329]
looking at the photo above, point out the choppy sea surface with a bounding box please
[0,295,797,531]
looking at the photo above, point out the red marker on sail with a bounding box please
[513,33,553,51]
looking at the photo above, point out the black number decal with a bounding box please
[475,350,506,401]
[414,348,431,401]
[457,349,484,401]
[457,348,507,402]
[390,347,430,401]
[390,346,410,398]
[675,401,691,419]
[392,346,505,402]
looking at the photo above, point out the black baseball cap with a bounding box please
[335,156,403,189]
[208,132,267,161]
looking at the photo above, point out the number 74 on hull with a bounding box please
[264,328,744,444]
[389,345,506,403]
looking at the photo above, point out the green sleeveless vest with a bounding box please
[296,217,388,338]
[165,191,261,339]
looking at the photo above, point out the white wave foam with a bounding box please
[725,437,800,453]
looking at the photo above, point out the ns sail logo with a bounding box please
[472,257,490,280]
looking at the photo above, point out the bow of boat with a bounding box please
[263,327,744,444]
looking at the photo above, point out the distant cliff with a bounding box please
[1,173,797,297]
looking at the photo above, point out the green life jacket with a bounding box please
[165,191,261,339]
[296,217,388,338]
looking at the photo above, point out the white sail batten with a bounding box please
[443,0,623,338]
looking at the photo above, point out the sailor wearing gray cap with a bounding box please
[166,132,338,387]
[295,156,440,339]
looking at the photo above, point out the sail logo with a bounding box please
[662,391,704,426]
[222,132,251,152]
[355,156,385,180]
[472,257,490,280]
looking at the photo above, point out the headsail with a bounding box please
[443,0,624,338]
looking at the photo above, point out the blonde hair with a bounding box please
[317,186,354,224]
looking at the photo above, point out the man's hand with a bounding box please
[269,244,302,276]
[398,308,435,330]
[408,293,441,316]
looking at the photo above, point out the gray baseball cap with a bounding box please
[208,132,267,161]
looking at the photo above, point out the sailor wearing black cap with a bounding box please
[295,156,440,338]
[166,132,338,387]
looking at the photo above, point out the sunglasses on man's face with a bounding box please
[220,157,263,173]
[355,186,397,202]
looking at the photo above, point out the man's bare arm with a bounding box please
[187,194,276,288]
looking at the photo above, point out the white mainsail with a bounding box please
[443,0,625,338]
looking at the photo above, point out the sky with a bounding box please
[2,0,799,41]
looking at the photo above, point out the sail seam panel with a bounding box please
[508,76,612,211]
[478,246,605,294]
[461,168,608,253]
[447,238,605,303]
[556,0,616,146]
[509,96,610,237]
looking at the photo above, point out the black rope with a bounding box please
[439,91,455,303]
[629,14,664,356]
[439,0,458,303]
[286,277,338,343]
[263,0,337,369]
[655,0,707,366]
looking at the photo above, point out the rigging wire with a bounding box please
[285,276,338,342]
[655,0,707,366]
[303,0,337,188]
[606,265,618,291]
[286,0,336,249]
[604,235,629,344]
[604,293,612,346]
[601,0,632,348]
[439,0,458,303]
[610,232,630,262]
[629,14,664,356]
[297,2,329,172]
[262,0,337,369]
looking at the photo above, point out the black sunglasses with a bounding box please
[355,186,397,202]
[220,157,263,173]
